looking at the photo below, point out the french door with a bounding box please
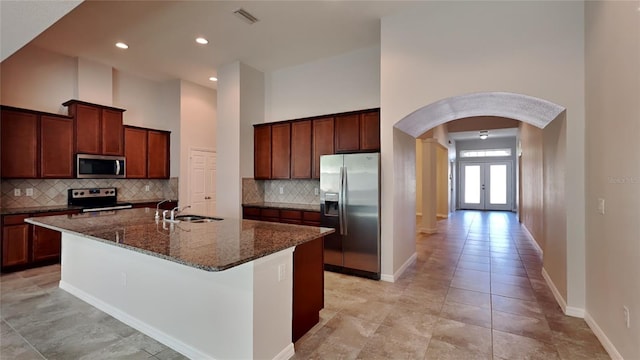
[460,161,512,211]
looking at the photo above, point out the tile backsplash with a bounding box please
[0,178,178,209]
[243,178,320,205]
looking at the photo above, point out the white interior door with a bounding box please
[460,161,512,211]
[189,149,216,216]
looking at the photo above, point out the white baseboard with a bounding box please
[584,312,624,360]
[272,343,295,360]
[380,252,417,283]
[565,306,585,318]
[436,213,448,219]
[541,268,569,315]
[418,227,437,234]
[60,281,209,359]
[521,225,543,254]
[416,212,422,216]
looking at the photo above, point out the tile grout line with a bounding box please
[2,318,48,360]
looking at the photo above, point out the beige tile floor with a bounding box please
[0,211,609,359]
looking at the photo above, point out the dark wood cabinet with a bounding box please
[32,225,62,262]
[312,117,334,179]
[40,116,74,178]
[335,110,380,153]
[64,100,125,156]
[124,127,148,178]
[102,109,125,155]
[291,120,312,179]
[131,201,177,210]
[147,130,170,179]
[242,206,320,227]
[271,123,291,179]
[1,107,74,179]
[1,210,79,272]
[334,113,360,153]
[124,126,170,179]
[2,224,29,267]
[292,236,324,342]
[254,124,272,180]
[360,110,380,151]
[1,109,38,178]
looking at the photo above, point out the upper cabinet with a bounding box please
[124,126,170,179]
[1,107,73,179]
[254,124,272,180]
[63,100,125,156]
[312,117,334,179]
[335,109,380,153]
[291,120,312,179]
[252,108,379,180]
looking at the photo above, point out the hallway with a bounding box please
[294,211,609,359]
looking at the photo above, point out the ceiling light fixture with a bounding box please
[195,37,208,45]
[115,42,129,49]
[233,8,259,24]
[479,130,489,140]
[209,76,218,82]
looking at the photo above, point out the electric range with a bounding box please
[68,188,133,213]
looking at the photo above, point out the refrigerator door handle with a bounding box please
[338,166,345,236]
[342,166,348,236]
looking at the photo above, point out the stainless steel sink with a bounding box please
[174,215,223,223]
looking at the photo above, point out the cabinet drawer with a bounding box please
[302,211,321,222]
[260,208,279,218]
[3,214,29,226]
[243,207,261,217]
[280,210,302,220]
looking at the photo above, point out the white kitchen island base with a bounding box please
[59,232,295,360]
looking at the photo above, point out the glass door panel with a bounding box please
[460,164,484,209]
[459,161,512,211]
[489,164,507,204]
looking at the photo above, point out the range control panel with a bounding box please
[68,188,117,199]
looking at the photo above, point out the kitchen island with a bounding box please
[26,208,333,360]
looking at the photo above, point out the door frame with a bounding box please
[458,160,513,211]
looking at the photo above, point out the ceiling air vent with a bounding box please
[233,8,259,25]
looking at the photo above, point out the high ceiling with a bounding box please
[27,0,413,90]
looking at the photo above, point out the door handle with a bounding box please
[115,160,121,175]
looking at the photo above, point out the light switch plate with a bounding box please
[14,188,21,197]
[597,198,605,215]
[26,188,33,196]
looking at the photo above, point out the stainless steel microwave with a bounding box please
[76,154,126,179]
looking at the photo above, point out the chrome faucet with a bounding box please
[155,199,171,220]
[170,205,191,221]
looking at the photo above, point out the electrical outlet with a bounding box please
[314,187,319,196]
[145,185,150,192]
[278,264,286,282]
[624,306,631,328]
[279,186,284,195]
[25,188,33,196]
[13,188,21,197]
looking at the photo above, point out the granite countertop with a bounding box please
[1,204,84,216]
[26,208,334,272]
[243,202,321,212]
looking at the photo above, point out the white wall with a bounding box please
[77,57,112,105]
[0,45,76,114]
[239,63,265,178]
[381,1,585,300]
[585,2,640,359]
[264,45,380,122]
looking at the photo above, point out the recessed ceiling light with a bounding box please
[115,42,129,49]
[195,37,208,45]
[209,77,218,82]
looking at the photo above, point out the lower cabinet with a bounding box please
[292,236,324,342]
[1,210,79,272]
[131,201,178,210]
[242,206,320,226]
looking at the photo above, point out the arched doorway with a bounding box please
[388,91,575,316]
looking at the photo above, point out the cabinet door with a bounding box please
[359,110,380,151]
[124,127,148,178]
[148,130,170,179]
[292,236,324,342]
[40,116,74,178]
[1,110,38,178]
[74,104,102,154]
[312,117,334,179]
[291,120,312,179]
[32,225,61,262]
[2,225,29,267]
[254,125,272,180]
[334,113,360,153]
[101,109,124,155]
[271,123,291,179]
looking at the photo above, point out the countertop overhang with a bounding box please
[26,208,334,271]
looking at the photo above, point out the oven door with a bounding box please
[76,154,126,178]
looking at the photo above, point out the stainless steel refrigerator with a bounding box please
[320,153,380,280]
